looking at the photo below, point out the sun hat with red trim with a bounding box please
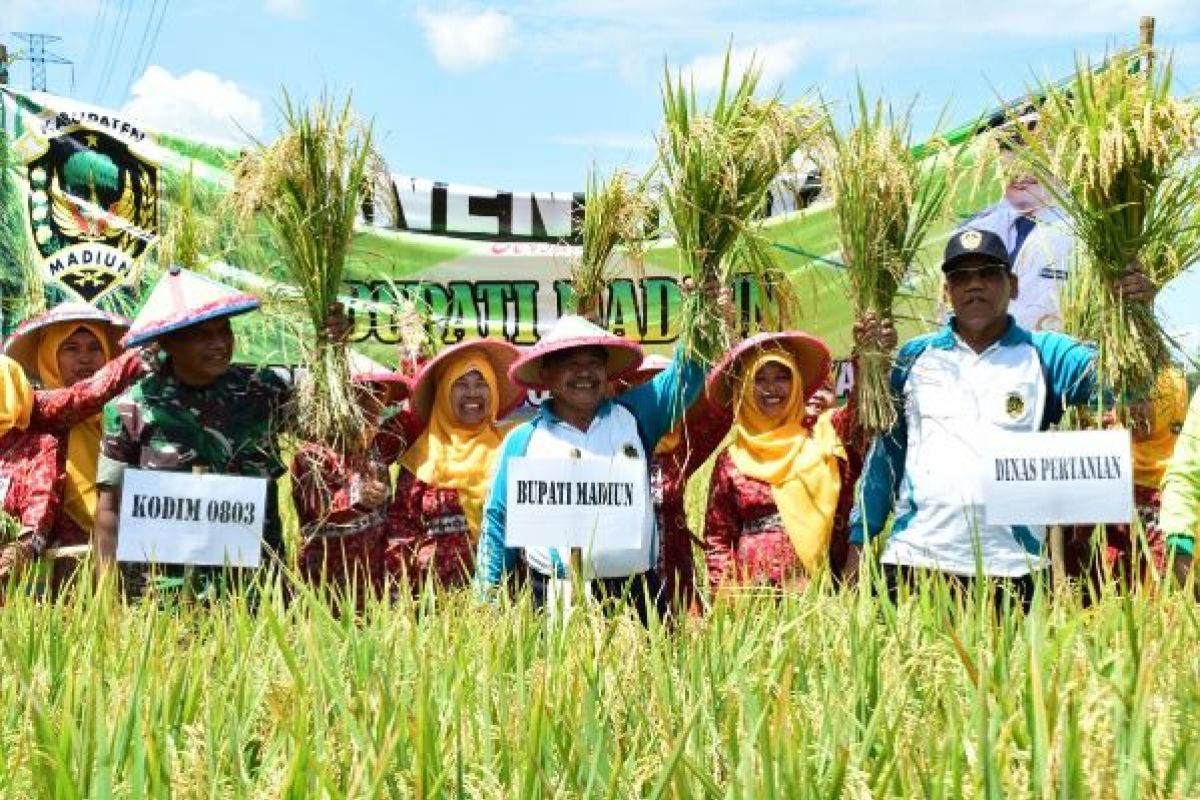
[509,315,643,389]
[706,331,831,408]
[613,353,672,391]
[4,303,130,381]
[123,265,261,347]
[411,339,524,422]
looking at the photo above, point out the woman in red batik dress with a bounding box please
[386,339,524,594]
[703,317,892,595]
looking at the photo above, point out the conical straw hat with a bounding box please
[4,303,130,381]
[124,265,260,347]
[509,315,643,389]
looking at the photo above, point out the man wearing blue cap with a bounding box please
[844,228,1134,602]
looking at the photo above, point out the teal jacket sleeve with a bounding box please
[848,335,929,544]
[474,422,537,594]
[1031,331,1099,427]
[615,347,705,450]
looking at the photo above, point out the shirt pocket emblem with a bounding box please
[1005,392,1026,420]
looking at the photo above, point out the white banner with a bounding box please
[116,469,267,567]
[505,456,648,549]
[982,430,1134,525]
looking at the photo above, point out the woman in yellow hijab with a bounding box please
[1,303,139,591]
[703,318,894,595]
[387,339,522,594]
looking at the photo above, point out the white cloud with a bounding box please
[415,7,515,72]
[263,0,305,19]
[120,66,264,144]
[682,39,805,92]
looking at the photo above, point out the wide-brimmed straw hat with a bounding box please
[410,339,524,422]
[509,315,643,389]
[348,351,409,404]
[613,353,672,391]
[124,265,261,347]
[706,331,831,408]
[4,303,130,381]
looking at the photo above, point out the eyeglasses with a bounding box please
[945,264,1009,287]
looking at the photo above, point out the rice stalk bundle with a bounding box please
[230,92,381,452]
[658,50,821,363]
[821,88,957,435]
[157,166,208,273]
[571,168,652,322]
[1017,53,1200,398]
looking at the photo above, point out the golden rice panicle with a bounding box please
[1017,52,1200,397]
[572,168,653,322]
[658,48,822,363]
[822,85,959,435]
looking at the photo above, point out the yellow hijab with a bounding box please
[1133,368,1188,490]
[0,355,33,436]
[37,322,113,532]
[400,351,509,539]
[727,350,844,574]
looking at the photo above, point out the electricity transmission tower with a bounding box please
[12,33,74,92]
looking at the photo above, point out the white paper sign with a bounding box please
[116,469,268,567]
[505,457,648,549]
[982,430,1133,525]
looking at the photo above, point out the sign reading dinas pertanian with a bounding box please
[505,456,649,549]
[982,430,1133,525]
[116,469,267,567]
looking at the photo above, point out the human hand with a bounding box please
[852,312,898,354]
[1113,264,1157,304]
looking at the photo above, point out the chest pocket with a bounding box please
[985,381,1039,431]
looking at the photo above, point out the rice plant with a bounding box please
[571,168,653,322]
[1017,52,1200,398]
[820,87,958,435]
[657,49,822,363]
[229,92,382,453]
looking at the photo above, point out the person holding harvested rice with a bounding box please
[611,354,731,613]
[291,354,410,603]
[93,267,305,596]
[846,229,1112,605]
[702,316,893,595]
[474,313,707,622]
[385,339,523,594]
[0,305,145,590]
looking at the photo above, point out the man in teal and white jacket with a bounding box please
[475,315,704,622]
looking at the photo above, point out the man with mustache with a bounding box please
[474,313,706,623]
[844,229,1127,606]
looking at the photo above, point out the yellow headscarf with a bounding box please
[727,350,845,574]
[400,351,509,539]
[1133,368,1188,490]
[37,322,113,532]
[0,355,33,436]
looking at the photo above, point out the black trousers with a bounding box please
[883,564,1040,614]
[528,569,666,626]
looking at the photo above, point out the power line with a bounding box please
[123,0,170,98]
[94,0,133,103]
[80,0,110,79]
[12,32,74,93]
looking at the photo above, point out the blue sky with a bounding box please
[7,0,1200,344]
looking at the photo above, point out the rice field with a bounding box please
[2,561,1199,799]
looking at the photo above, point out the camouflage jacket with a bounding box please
[98,364,291,551]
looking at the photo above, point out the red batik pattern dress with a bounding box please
[385,473,478,593]
[652,398,733,610]
[292,404,424,598]
[0,430,65,578]
[703,398,866,595]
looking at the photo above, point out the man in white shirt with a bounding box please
[845,228,1117,605]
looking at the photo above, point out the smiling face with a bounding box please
[449,368,493,427]
[540,346,609,421]
[944,255,1017,341]
[752,360,795,422]
[161,317,235,386]
[55,327,107,387]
